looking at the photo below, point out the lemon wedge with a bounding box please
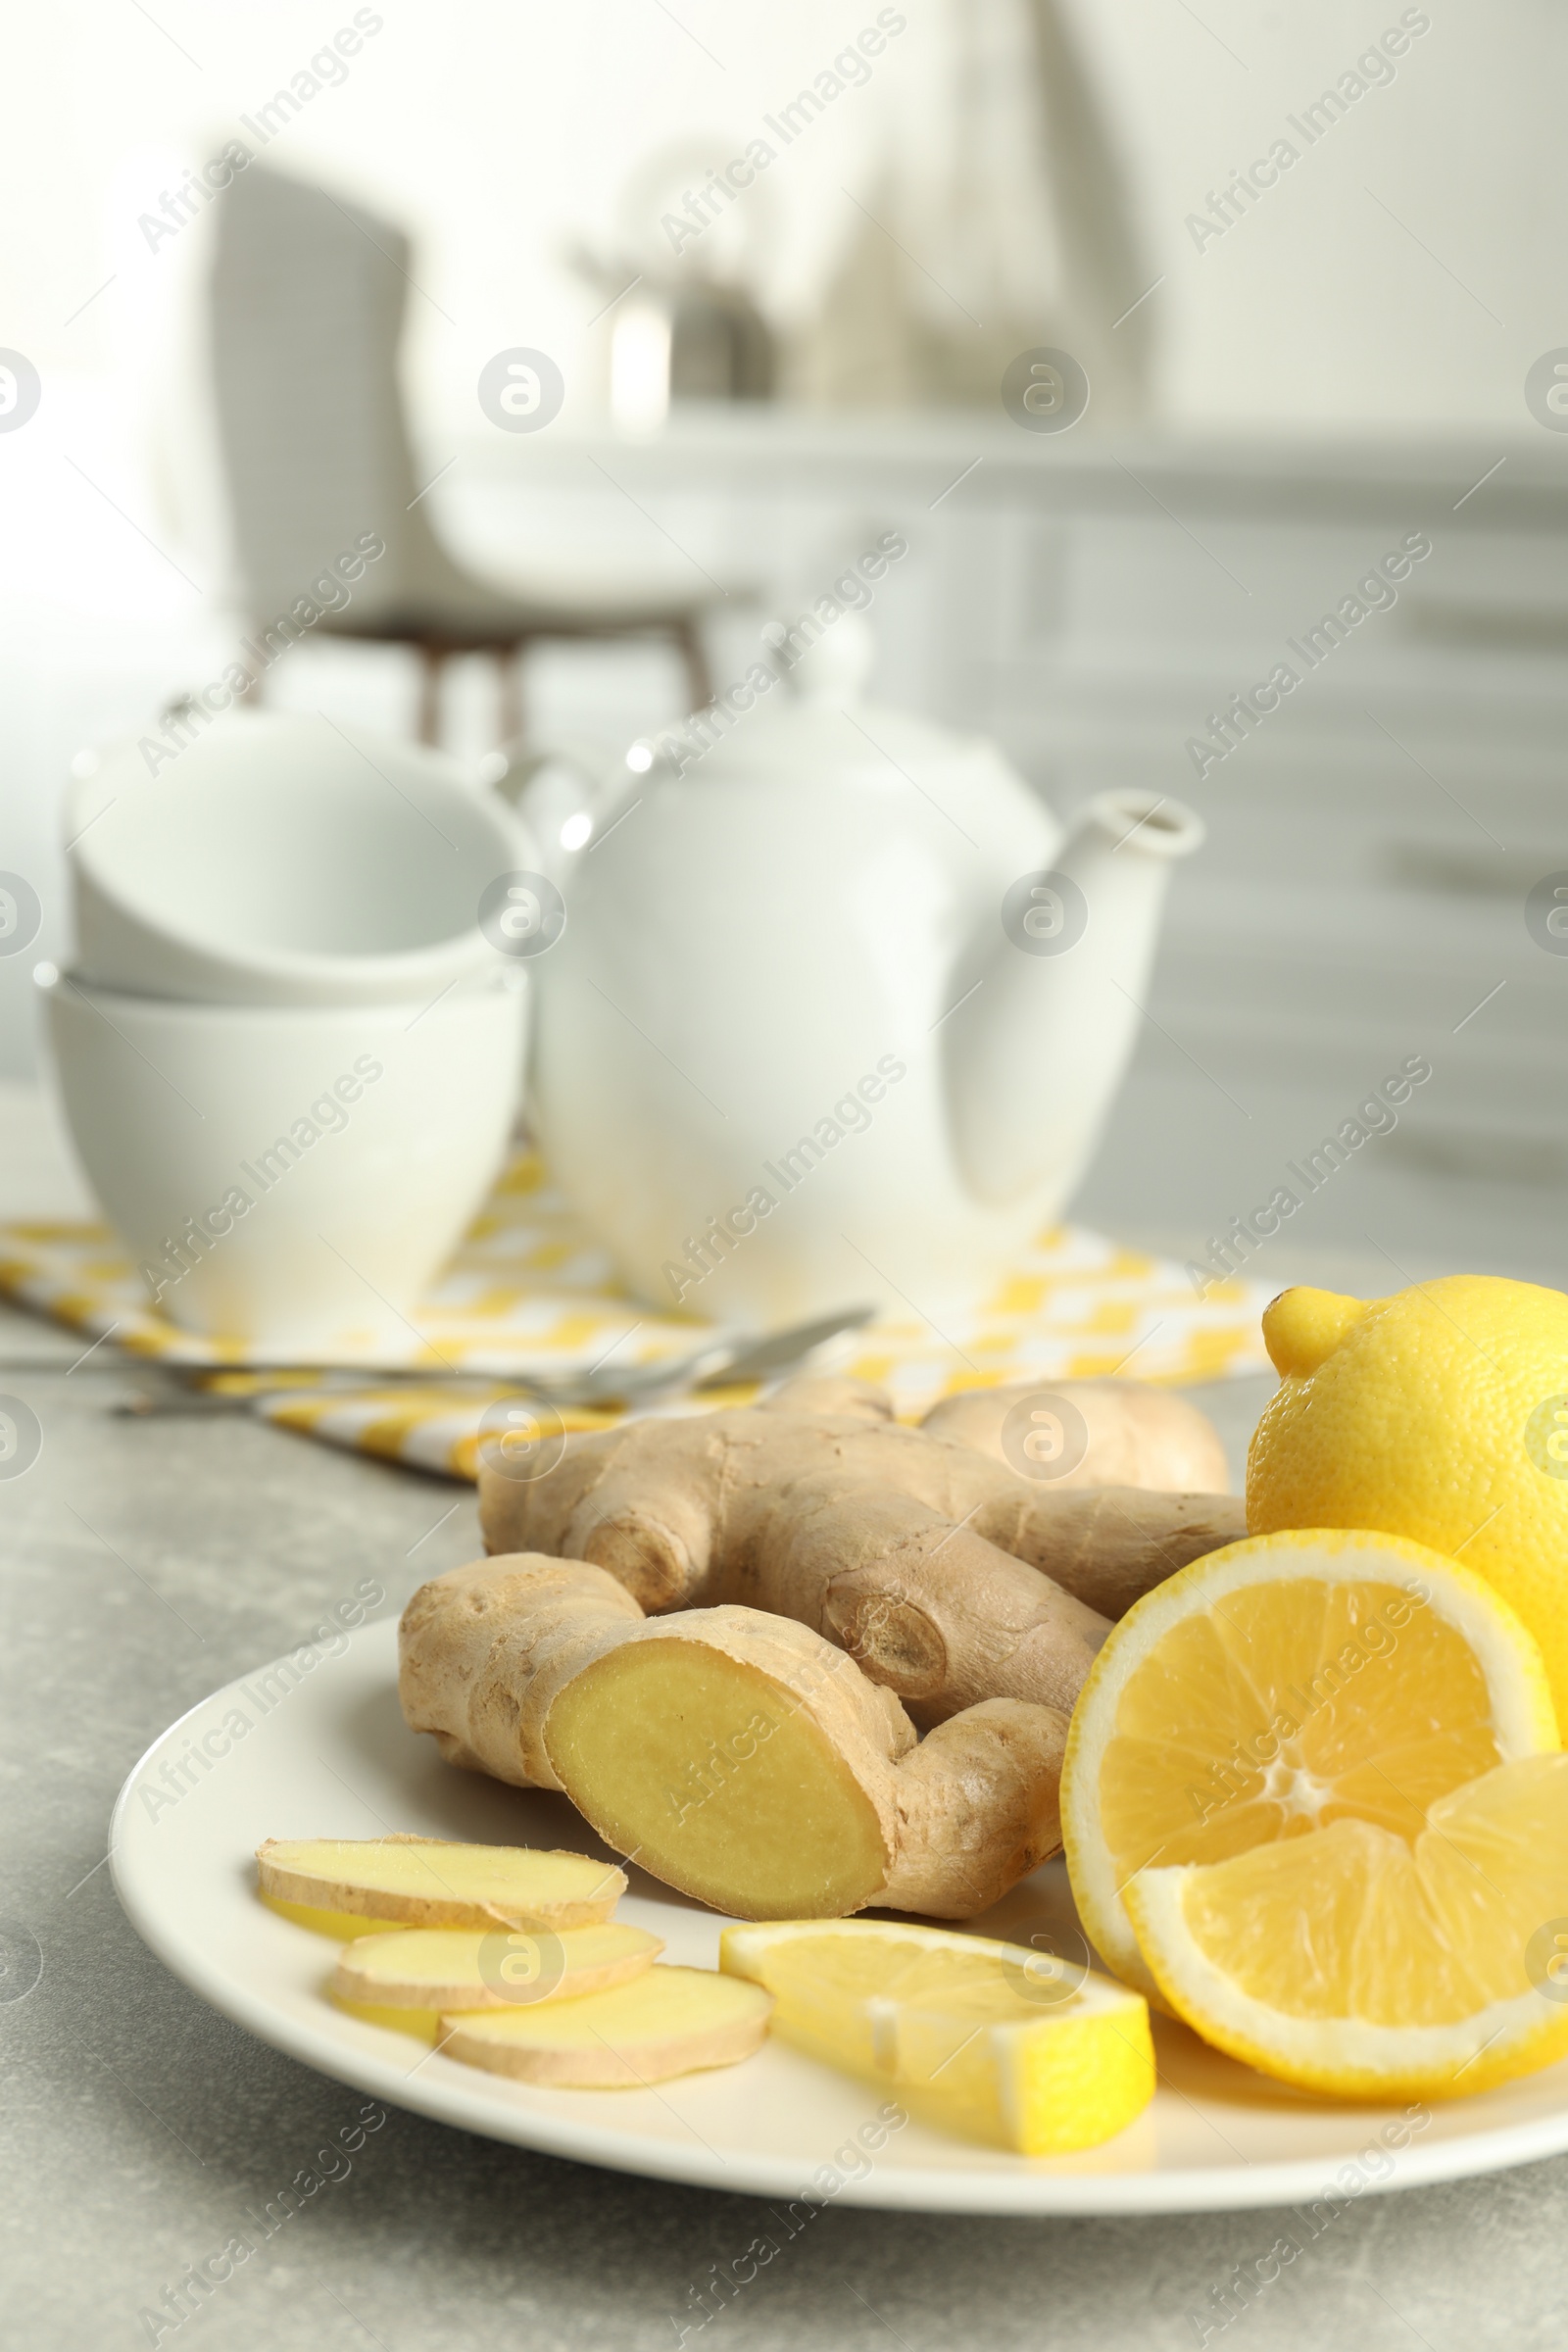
[720,1918,1152,2154]
[1061,1529,1557,1996]
[1125,1751,1568,2097]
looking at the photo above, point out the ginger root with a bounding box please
[478,1376,1244,1729]
[401,1378,1242,1921]
[918,1377,1229,1494]
[400,1555,1068,1920]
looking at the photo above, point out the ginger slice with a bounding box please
[256,1836,624,1930]
[333,1921,662,2014]
[543,1633,894,1920]
[440,1964,773,2086]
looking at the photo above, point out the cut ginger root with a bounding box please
[256,1836,624,1933]
[479,1375,1244,1727]
[400,1557,1068,1919]
[401,1376,1242,1923]
[332,1920,663,2037]
[720,1919,1153,2154]
[439,1964,773,2086]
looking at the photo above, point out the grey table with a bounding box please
[2,1126,1561,2351]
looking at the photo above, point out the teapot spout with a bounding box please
[945,790,1204,1206]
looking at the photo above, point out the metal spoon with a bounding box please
[113,1303,877,1418]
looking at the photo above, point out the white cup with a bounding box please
[40,968,526,1357]
[67,712,530,1006]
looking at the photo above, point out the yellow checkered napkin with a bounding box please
[0,1150,1273,1479]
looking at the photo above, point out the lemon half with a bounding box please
[1061,1529,1558,1996]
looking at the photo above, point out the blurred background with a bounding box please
[4,0,1566,1287]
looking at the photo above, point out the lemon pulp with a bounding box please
[1100,1572,1503,1878]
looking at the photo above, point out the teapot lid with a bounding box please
[664,612,1004,790]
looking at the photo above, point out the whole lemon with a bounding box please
[1247,1276,1568,1727]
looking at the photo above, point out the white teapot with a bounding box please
[514,619,1201,1324]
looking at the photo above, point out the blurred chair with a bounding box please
[209,165,716,744]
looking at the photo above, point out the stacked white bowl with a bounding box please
[41,712,532,1357]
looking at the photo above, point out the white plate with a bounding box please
[112,1621,1568,2216]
